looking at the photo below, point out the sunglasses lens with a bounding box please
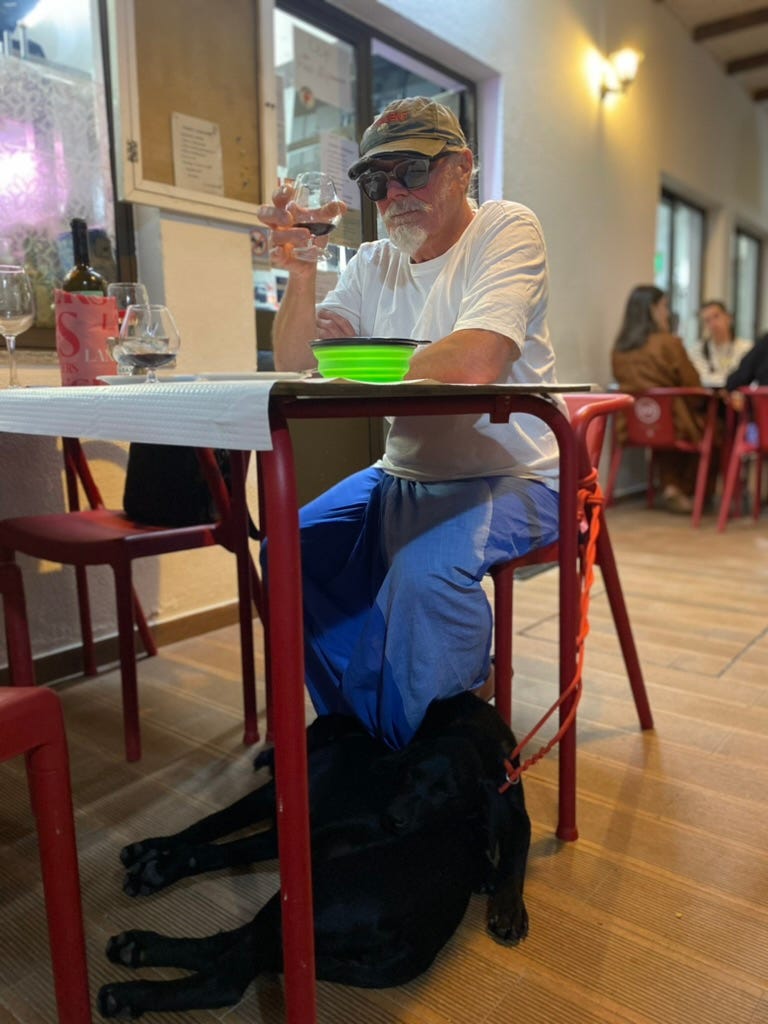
[357,158,433,200]
[359,172,388,201]
[399,159,430,189]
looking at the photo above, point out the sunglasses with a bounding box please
[354,154,449,202]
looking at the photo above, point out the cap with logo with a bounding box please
[348,96,467,179]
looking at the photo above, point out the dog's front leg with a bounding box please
[484,782,531,945]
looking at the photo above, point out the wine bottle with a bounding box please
[62,218,107,295]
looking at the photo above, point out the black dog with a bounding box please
[99,694,530,1017]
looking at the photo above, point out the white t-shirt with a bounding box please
[319,200,561,485]
[691,337,754,388]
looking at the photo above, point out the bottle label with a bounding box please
[54,289,119,385]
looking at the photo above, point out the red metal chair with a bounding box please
[0,683,91,1022]
[717,386,768,531]
[490,392,654,769]
[2,562,91,1019]
[604,387,719,527]
[0,442,262,762]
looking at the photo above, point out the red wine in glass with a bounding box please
[290,172,344,265]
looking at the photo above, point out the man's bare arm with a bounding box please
[257,185,349,372]
[406,329,519,383]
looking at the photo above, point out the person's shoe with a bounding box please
[661,487,693,514]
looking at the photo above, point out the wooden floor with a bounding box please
[1,498,767,1024]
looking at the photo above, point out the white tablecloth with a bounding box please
[0,380,275,450]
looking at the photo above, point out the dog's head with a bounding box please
[379,735,485,834]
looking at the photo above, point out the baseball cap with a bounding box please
[348,97,467,179]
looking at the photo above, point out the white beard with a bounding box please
[387,223,428,256]
[383,198,431,257]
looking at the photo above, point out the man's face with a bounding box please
[364,151,472,260]
[700,304,732,344]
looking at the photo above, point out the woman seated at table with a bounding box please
[612,284,706,515]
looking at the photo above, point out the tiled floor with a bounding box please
[1,498,767,1022]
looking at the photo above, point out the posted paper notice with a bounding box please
[172,113,225,196]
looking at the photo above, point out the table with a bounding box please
[0,377,589,1024]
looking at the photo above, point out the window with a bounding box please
[655,190,705,349]
[252,1,476,325]
[0,0,117,349]
[732,228,762,341]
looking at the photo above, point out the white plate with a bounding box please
[97,375,199,386]
[198,371,304,381]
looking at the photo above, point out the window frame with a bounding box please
[731,226,763,342]
[656,188,706,349]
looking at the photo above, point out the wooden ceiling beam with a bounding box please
[726,50,768,74]
[693,7,768,41]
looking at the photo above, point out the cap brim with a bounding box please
[349,140,463,180]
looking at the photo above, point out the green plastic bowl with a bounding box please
[310,337,419,382]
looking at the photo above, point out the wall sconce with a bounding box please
[600,47,643,99]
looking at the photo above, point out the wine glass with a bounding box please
[289,171,344,270]
[114,304,180,383]
[0,265,35,388]
[107,282,150,375]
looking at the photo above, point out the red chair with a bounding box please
[1,561,36,686]
[490,393,654,784]
[0,685,92,1023]
[604,387,719,527]
[0,441,262,762]
[717,387,768,531]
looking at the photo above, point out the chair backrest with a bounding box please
[619,387,712,450]
[563,392,634,476]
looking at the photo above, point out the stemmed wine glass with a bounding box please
[288,171,344,270]
[113,304,181,383]
[107,282,150,375]
[0,265,35,388]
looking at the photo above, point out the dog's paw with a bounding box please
[98,981,145,1019]
[487,893,529,946]
[123,847,199,897]
[119,838,170,869]
[106,931,151,968]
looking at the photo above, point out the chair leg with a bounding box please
[24,691,92,1022]
[74,566,98,677]
[717,424,747,532]
[132,588,158,658]
[647,453,657,509]
[753,455,763,522]
[595,521,654,729]
[230,450,259,746]
[691,446,712,529]
[491,562,515,727]
[0,562,36,687]
[604,444,622,506]
[113,565,141,762]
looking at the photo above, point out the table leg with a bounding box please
[547,407,579,842]
[258,413,317,1023]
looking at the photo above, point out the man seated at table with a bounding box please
[257,97,561,749]
[692,300,753,389]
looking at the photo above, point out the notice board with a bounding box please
[132,0,261,208]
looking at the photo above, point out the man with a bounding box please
[257,97,561,748]
[693,300,753,388]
